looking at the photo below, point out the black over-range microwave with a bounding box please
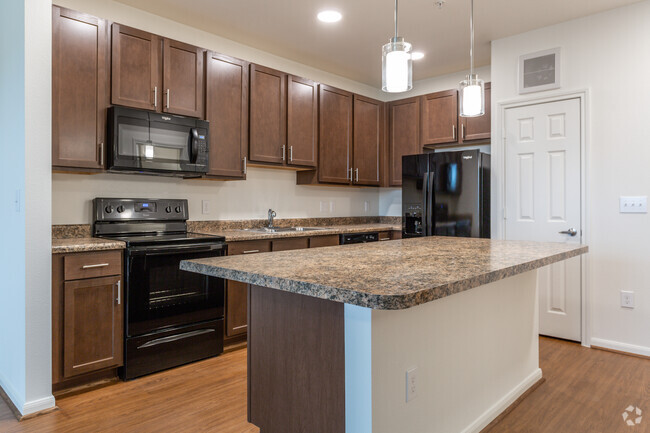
[108,106,209,177]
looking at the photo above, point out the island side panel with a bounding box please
[248,285,345,433]
[370,270,541,433]
[344,304,373,433]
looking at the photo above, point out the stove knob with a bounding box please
[165,206,172,213]
[104,205,114,214]
[175,206,182,213]
[116,205,125,213]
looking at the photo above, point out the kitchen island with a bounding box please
[181,237,587,433]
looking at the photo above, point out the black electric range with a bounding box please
[93,198,226,380]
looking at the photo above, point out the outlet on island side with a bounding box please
[621,291,635,309]
[406,367,418,402]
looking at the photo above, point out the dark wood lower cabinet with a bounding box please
[53,251,124,391]
[272,237,309,251]
[226,281,248,337]
[309,235,340,248]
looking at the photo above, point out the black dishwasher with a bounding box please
[339,232,379,244]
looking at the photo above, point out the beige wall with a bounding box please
[52,0,385,224]
[491,0,650,355]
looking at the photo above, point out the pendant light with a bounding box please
[459,0,484,117]
[382,0,412,93]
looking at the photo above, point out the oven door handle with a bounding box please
[128,243,226,255]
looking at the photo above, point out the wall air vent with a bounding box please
[518,48,561,94]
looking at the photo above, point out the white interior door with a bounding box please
[504,98,582,342]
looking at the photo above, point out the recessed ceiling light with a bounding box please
[317,10,342,23]
[411,52,425,60]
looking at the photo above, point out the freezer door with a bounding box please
[402,154,430,238]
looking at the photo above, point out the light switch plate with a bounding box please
[619,196,647,213]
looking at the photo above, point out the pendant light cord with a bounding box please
[394,0,399,39]
[470,0,474,75]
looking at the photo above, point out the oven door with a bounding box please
[126,243,225,337]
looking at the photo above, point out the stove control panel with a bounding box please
[93,198,189,222]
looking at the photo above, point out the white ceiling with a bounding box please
[116,0,640,87]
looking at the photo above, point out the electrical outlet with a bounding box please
[620,196,647,213]
[320,201,327,213]
[202,200,210,214]
[406,367,417,402]
[329,201,335,213]
[364,201,370,213]
[621,291,635,308]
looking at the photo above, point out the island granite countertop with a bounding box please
[181,236,588,310]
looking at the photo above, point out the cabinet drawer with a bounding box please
[228,240,272,256]
[272,237,309,252]
[64,250,122,280]
[378,232,392,241]
[309,235,340,248]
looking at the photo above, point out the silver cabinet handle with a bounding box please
[452,124,456,140]
[166,89,170,109]
[355,168,359,183]
[243,250,260,254]
[380,237,391,241]
[116,280,121,305]
[153,86,158,108]
[232,325,248,331]
[289,146,293,162]
[282,145,286,161]
[242,156,247,174]
[98,142,104,166]
[82,263,109,269]
[559,228,577,237]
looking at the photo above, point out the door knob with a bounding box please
[559,228,577,236]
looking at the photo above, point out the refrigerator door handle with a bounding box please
[422,171,429,237]
[427,170,435,236]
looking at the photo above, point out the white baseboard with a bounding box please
[591,338,650,358]
[22,395,56,416]
[460,368,543,433]
[0,371,55,417]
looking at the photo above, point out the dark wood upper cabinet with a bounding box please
[353,95,383,186]
[318,84,353,184]
[111,23,161,111]
[420,89,458,146]
[389,97,420,187]
[249,64,287,164]
[459,82,491,143]
[52,6,109,170]
[162,39,204,117]
[63,274,123,378]
[287,75,318,167]
[205,52,248,178]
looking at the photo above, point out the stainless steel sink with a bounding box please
[241,227,326,233]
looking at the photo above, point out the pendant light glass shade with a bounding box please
[459,0,485,117]
[459,74,484,117]
[382,37,413,93]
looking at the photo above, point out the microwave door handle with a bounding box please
[189,128,200,163]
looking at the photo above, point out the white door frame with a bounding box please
[493,89,590,347]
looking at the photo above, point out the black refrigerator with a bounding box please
[402,150,490,239]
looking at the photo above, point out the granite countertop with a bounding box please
[52,238,126,254]
[201,223,401,242]
[181,237,588,310]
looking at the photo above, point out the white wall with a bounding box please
[50,0,387,224]
[491,0,650,354]
[378,67,492,217]
[0,0,54,416]
[53,168,380,224]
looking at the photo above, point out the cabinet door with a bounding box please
[388,97,420,186]
[205,52,248,178]
[226,281,248,337]
[52,6,108,170]
[460,83,491,143]
[272,237,309,251]
[421,90,458,145]
[63,275,123,378]
[249,64,287,164]
[287,76,317,167]
[353,95,383,186]
[163,39,204,117]
[111,23,161,111]
[318,84,353,184]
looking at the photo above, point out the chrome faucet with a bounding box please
[267,209,277,228]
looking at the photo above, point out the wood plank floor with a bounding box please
[0,337,648,432]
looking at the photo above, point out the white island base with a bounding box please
[345,270,541,433]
